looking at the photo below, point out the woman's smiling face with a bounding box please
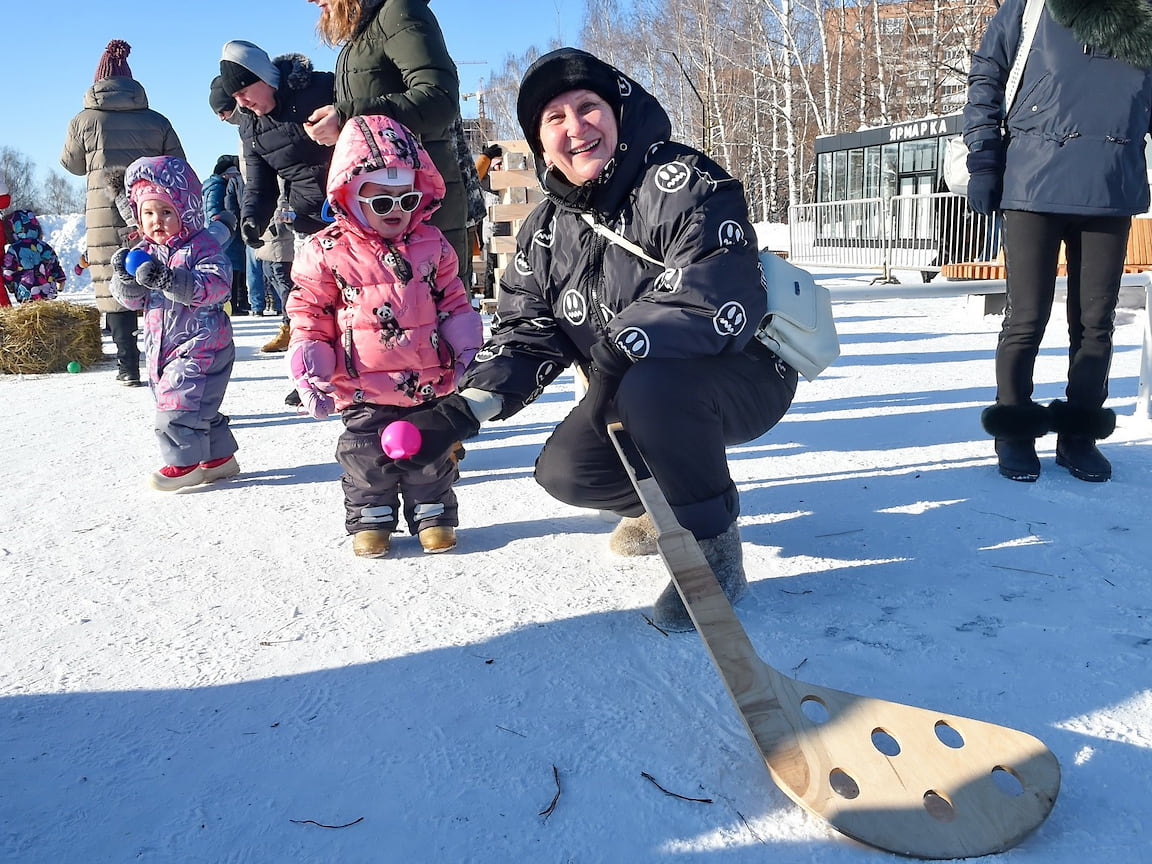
[538,89,618,185]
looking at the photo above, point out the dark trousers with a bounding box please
[264,261,293,325]
[106,309,140,374]
[997,210,1129,408]
[535,347,797,539]
[230,270,249,314]
[336,402,459,536]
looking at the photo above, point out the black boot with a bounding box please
[993,438,1040,482]
[980,402,1051,482]
[1050,400,1115,482]
[1055,437,1112,482]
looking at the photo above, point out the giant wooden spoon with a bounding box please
[609,423,1060,858]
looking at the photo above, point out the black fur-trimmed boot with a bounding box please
[980,402,1051,482]
[1049,400,1116,482]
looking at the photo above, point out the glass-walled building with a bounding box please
[814,112,963,203]
[797,113,967,261]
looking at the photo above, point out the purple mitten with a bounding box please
[287,340,337,419]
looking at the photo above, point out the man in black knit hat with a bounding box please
[219,40,335,361]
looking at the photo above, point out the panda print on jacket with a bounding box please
[288,115,482,408]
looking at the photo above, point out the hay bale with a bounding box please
[0,300,104,374]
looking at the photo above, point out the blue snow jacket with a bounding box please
[963,0,1152,216]
[201,168,245,272]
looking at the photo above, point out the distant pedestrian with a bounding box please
[252,186,295,317]
[61,39,184,386]
[1,210,66,302]
[965,0,1152,483]
[202,154,248,314]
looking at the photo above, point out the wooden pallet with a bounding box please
[481,140,541,298]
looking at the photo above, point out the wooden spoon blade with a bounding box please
[753,668,1061,859]
[607,423,1060,859]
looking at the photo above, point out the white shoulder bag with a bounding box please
[944,0,1044,195]
[581,214,840,381]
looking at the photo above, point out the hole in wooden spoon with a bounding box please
[800,695,829,724]
[934,720,964,749]
[871,727,901,757]
[829,768,860,799]
[923,790,957,822]
[991,765,1025,797]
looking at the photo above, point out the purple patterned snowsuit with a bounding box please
[111,156,238,467]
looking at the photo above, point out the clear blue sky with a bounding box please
[6,0,583,188]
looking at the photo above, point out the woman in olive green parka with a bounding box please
[304,0,468,275]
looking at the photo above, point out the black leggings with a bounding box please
[534,348,797,539]
[997,210,1129,408]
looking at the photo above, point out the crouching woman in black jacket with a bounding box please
[395,48,797,631]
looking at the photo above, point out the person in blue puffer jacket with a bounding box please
[201,154,248,314]
[963,0,1152,483]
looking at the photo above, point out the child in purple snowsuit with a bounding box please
[110,155,240,491]
[2,210,66,302]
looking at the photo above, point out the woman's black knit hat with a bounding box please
[516,48,624,157]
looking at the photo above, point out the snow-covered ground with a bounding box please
[2,218,1151,862]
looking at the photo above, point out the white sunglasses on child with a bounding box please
[356,190,422,216]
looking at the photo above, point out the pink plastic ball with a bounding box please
[380,420,423,459]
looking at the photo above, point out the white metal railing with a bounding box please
[789,193,1000,282]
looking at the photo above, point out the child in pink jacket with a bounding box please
[288,115,482,558]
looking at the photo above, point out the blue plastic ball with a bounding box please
[125,249,152,276]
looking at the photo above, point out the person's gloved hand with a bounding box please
[482,143,503,160]
[110,248,135,283]
[212,211,237,233]
[287,340,337,419]
[583,338,632,440]
[135,260,201,307]
[241,217,264,248]
[134,259,173,293]
[390,394,481,469]
[206,213,238,251]
[966,144,1005,217]
[110,248,147,302]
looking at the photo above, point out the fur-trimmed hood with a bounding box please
[271,53,318,92]
[1048,0,1152,69]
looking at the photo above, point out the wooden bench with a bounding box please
[941,218,1152,280]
